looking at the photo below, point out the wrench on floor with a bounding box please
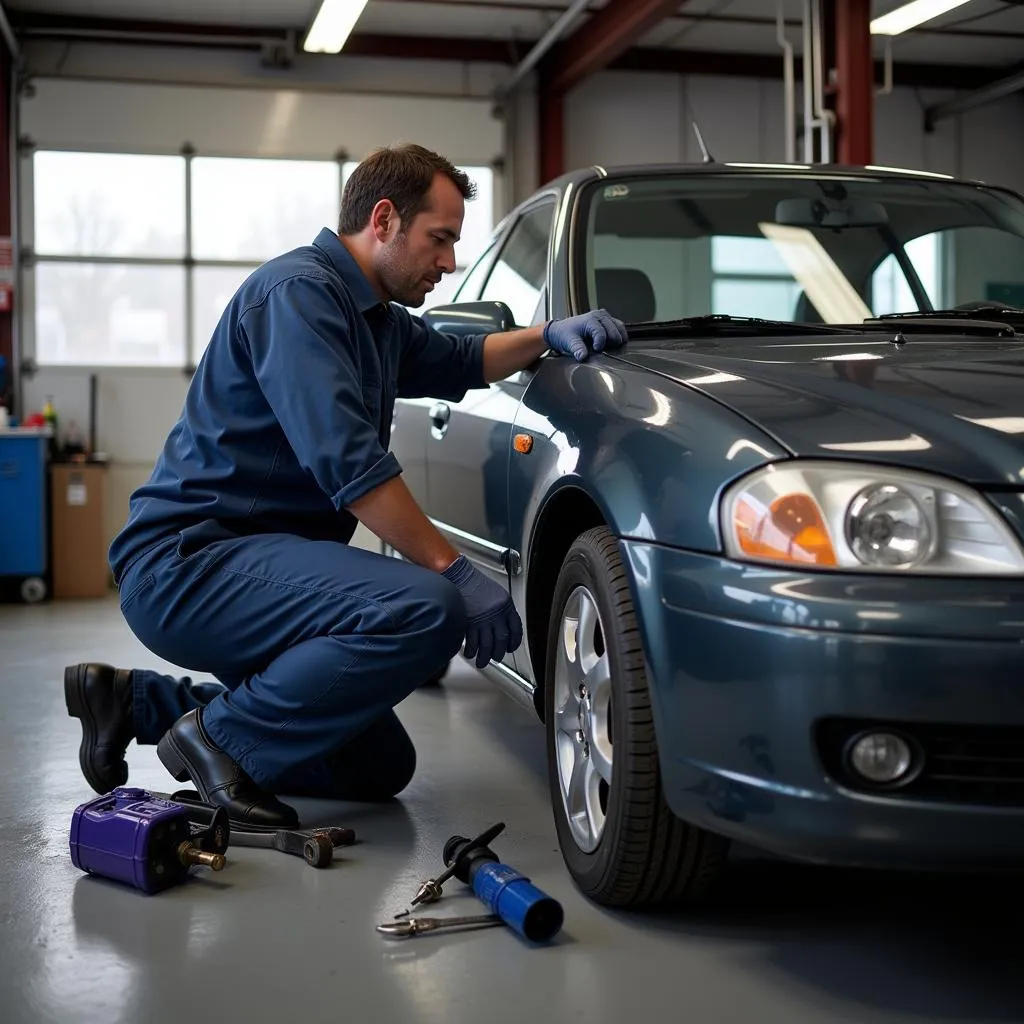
[229,825,354,868]
[158,789,356,868]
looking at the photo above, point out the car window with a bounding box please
[870,226,1024,315]
[453,239,498,302]
[530,286,548,325]
[480,201,554,325]
[577,173,1024,326]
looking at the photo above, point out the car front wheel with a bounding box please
[544,526,729,908]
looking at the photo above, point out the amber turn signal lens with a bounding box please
[734,492,837,566]
[514,433,534,454]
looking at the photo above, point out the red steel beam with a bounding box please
[538,80,565,184]
[834,0,874,164]
[0,44,10,415]
[543,0,694,96]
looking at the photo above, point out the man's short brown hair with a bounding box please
[338,144,476,236]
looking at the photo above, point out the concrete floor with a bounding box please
[2,596,1023,1024]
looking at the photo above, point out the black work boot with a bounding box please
[64,663,135,794]
[157,709,300,829]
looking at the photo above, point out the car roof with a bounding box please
[544,162,993,191]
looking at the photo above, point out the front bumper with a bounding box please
[620,541,1024,869]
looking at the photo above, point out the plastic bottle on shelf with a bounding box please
[42,395,60,456]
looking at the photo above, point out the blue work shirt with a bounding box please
[109,228,487,584]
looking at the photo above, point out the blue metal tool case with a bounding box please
[0,427,51,602]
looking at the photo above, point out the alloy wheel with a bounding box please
[552,585,613,853]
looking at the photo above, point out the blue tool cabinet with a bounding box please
[0,428,50,602]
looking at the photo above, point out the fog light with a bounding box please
[848,732,913,784]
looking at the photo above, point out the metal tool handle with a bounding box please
[377,914,503,938]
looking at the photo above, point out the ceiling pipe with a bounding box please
[813,0,832,162]
[494,0,591,99]
[776,0,796,163]
[18,27,279,49]
[0,2,23,67]
[924,64,1024,130]
[802,0,833,163]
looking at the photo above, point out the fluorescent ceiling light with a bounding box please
[870,0,972,36]
[303,0,370,53]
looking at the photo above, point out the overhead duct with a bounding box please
[924,64,1024,130]
[494,0,591,101]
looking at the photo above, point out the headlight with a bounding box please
[721,461,1024,574]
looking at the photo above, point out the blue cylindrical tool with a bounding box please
[443,825,564,942]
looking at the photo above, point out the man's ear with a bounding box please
[369,199,400,243]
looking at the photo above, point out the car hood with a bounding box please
[615,333,1024,485]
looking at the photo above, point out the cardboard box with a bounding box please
[50,463,110,599]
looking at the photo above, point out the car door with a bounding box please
[389,238,503,509]
[424,198,557,667]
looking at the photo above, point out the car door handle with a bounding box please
[429,402,450,440]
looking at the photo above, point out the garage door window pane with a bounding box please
[192,265,257,361]
[33,152,185,258]
[35,263,186,366]
[456,167,495,268]
[191,158,340,261]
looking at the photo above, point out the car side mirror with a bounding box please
[421,301,518,338]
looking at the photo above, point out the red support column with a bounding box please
[538,84,564,186]
[534,0,698,185]
[0,45,12,413]
[834,0,874,164]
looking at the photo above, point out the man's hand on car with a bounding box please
[544,308,628,362]
[442,554,523,669]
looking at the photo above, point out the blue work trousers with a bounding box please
[116,531,466,797]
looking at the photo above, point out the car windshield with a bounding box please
[575,171,1024,327]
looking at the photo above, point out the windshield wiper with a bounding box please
[866,304,1022,336]
[627,314,862,337]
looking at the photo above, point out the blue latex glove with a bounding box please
[442,555,524,669]
[544,308,628,362]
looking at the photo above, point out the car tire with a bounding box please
[544,526,729,908]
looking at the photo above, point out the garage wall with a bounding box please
[16,45,1024,564]
[565,71,1024,195]
[16,67,505,555]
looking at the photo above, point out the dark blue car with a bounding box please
[390,162,1024,908]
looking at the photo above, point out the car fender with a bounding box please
[505,353,788,688]
[510,354,789,553]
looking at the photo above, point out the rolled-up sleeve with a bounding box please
[240,273,402,509]
[396,309,488,401]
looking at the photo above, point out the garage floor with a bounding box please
[2,597,1022,1024]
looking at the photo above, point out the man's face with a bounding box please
[375,173,465,307]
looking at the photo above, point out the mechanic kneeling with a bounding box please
[63,143,628,828]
